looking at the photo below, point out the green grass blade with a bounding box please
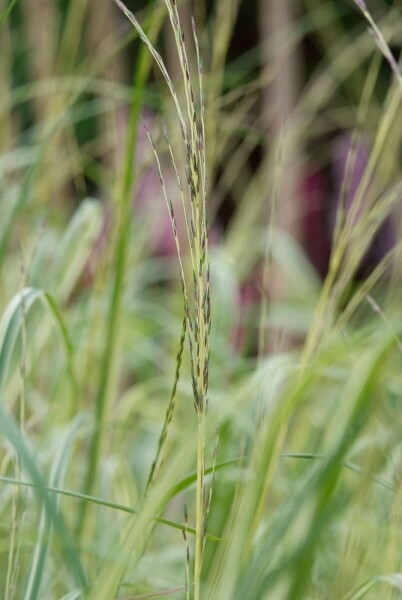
[0,404,87,591]
[0,287,77,393]
[78,5,166,533]
[24,414,88,600]
[340,573,402,600]
[0,0,18,26]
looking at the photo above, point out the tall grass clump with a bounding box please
[115,0,211,596]
[2,0,402,599]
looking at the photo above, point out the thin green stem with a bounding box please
[77,46,149,536]
[194,410,206,600]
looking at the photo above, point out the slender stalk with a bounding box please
[77,6,166,535]
[353,0,402,90]
[77,42,150,536]
[194,411,206,600]
[116,4,211,596]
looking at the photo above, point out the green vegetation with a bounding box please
[1,0,402,598]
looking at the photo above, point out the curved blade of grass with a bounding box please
[24,414,88,600]
[0,287,77,393]
[0,404,87,590]
[0,0,18,26]
[39,198,102,304]
[280,452,395,492]
[166,451,394,501]
[0,472,225,544]
[0,444,393,549]
[340,573,402,600]
[264,329,400,600]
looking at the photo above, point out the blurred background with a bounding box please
[2,0,401,350]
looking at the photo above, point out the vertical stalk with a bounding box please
[194,411,206,600]
[77,6,166,535]
[77,43,150,536]
[115,4,211,597]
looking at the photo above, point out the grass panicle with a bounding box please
[116,1,211,596]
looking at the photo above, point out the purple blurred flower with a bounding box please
[300,168,331,278]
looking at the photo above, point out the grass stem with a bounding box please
[77,44,149,537]
[194,411,206,600]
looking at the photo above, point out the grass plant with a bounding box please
[1,1,402,599]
